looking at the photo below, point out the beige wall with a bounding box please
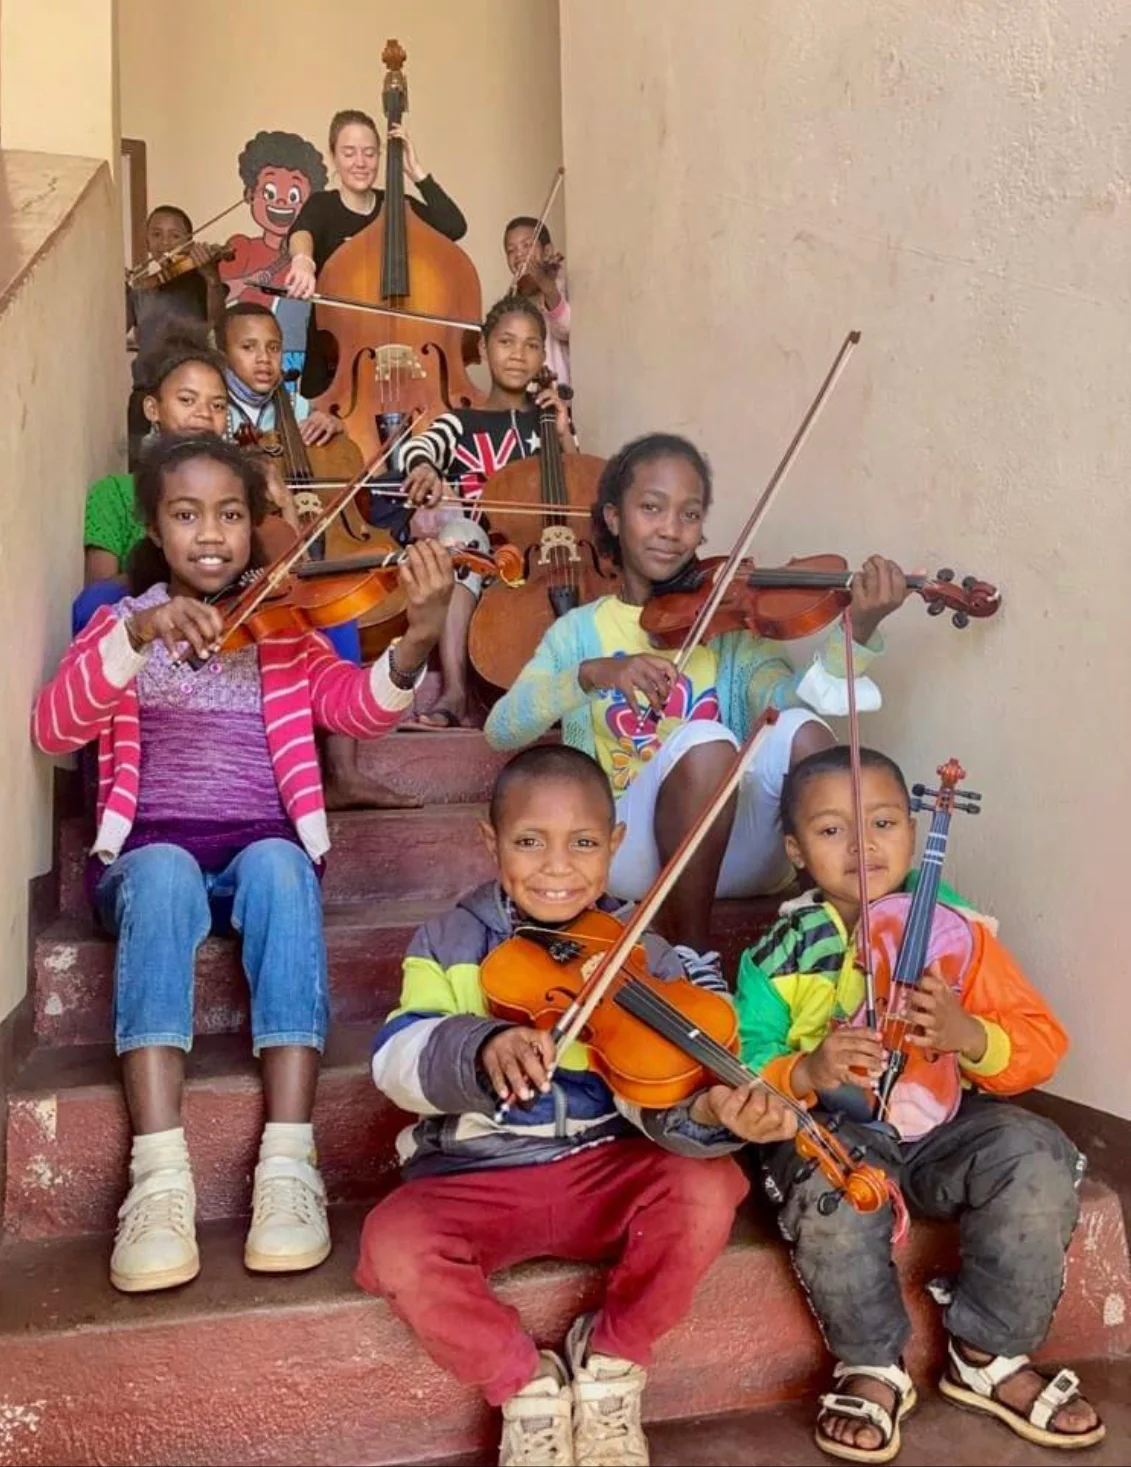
[0,0,119,164]
[118,0,563,308]
[562,1,1131,1116]
[0,155,127,1022]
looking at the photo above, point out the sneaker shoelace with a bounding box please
[253,1169,324,1229]
[511,1418,572,1465]
[118,1178,193,1244]
[579,1375,644,1446]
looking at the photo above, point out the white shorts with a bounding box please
[607,709,828,901]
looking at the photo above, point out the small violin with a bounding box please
[481,908,890,1216]
[841,759,983,1141]
[642,554,1001,646]
[128,241,236,293]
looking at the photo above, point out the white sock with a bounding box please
[130,1127,190,1184]
[259,1121,315,1165]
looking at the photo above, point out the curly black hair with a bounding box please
[128,433,269,594]
[237,129,328,194]
[482,292,546,344]
[135,321,227,397]
[591,433,713,566]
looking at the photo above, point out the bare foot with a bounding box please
[324,774,422,810]
[819,1375,898,1454]
[953,1342,1100,1436]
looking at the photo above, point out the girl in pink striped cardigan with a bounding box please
[32,433,454,1295]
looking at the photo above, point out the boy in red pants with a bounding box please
[357,744,796,1467]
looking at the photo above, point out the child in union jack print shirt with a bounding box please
[399,293,575,729]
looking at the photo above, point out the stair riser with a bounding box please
[58,808,495,916]
[1,1191,1126,1467]
[32,905,775,1048]
[5,1066,401,1240]
[355,731,529,804]
[33,925,409,1047]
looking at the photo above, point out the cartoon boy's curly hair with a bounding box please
[237,130,328,193]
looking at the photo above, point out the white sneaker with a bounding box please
[673,944,727,994]
[244,1154,331,1273]
[566,1315,649,1467]
[499,1352,575,1467]
[110,1167,200,1293]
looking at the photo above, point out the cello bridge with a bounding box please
[373,345,426,382]
[537,525,581,565]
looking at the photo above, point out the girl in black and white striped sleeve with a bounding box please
[399,293,575,730]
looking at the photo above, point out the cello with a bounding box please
[314,39,485,461]
[468,368,612,689]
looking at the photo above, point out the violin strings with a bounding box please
[577,964,846,1170]
[875,810,952,1054]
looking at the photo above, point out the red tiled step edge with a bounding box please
[355,727,558,804]
[0,1188,1126,1467]
[33,899,782,1048]
[57,805,497,918]
[5,1027,399,1240]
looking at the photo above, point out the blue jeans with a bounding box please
[72,579,361,663]
[95,840,329,1056]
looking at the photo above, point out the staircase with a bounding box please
[1,730,1129,1467]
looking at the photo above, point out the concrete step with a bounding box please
[58,804,496,916]
[4,1026,400,1240]
[32,900,443,1047]
[0,1185,1126,1467]
[33,898,783,1048]
[354,728,554,804]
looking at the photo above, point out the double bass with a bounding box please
[314,39,485,461]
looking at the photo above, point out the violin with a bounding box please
[468,367,613,689]
[642,554,1001,646]
[481,907,890,1215]
[832,759,984,1141]
[312,39,486,461]
[510,167,566,296]
[481,709,896,1218]
[128,241,236,293]
[205,542,524,656]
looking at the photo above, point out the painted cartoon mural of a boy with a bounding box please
[222,129,328,396]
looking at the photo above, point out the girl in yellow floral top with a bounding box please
[485,432,911,986]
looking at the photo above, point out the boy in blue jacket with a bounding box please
[356,744,796,1467]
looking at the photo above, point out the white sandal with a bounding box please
[938,1339,1105,1450]
[815,1361,918,1464]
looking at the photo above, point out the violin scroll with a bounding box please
[910,760,983,818]
[920,568,1000,628]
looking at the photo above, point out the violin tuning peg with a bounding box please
[952,611,970,630]
[795,1160,818,1185]
[824,1113,842,1134]
[927,600,946,616]
[911,783,927,797]
[961,575,978,591]
[817,1190,842,1217]
[958,789,983,802]
[936,567,955,582]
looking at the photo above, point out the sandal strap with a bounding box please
[817,1393,895,1446]
[1030,1369,1081,1431]
[832,1361,915,1398]
[946,1339,1030,1394]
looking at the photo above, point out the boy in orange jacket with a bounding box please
[736,746,1102,1463]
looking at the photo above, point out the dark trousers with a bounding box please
[763,1095,1083,1365]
